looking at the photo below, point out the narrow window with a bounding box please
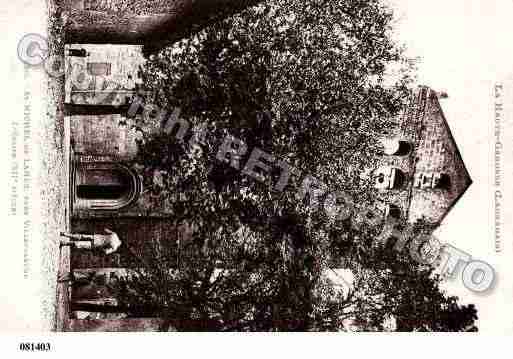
[87,62,112,77]
[386,204,402,219]
[382,138,412,156]
[375,167,407,190]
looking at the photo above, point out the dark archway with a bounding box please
[434,173,451,190]
[382,138,413,156]
[375,167,407,190]
[386,204,402,219]
[73,162,142,211]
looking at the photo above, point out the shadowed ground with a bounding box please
[41,0,69,331]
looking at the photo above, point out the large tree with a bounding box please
[345,246,478,332]
[111,0,477,331]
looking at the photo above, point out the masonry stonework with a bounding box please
[373,87,472,226]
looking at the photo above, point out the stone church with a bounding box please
[56,0,472,331]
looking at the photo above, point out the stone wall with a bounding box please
[372,87,471,225]
[373,88,427,222]
[65,44,145,105]
[408,92,472,224]
[70,217,180,269]
[70,113,143,160]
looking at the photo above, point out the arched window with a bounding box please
[382,138,412,156]
[385,204,402,219]
[433,173,451,190]
[414,172,451,190]
[73,162,141,211]
[67,48,88,57]
[375,167,407,190]
[77,168,132,199]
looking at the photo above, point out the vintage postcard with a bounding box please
[2,0,513,349]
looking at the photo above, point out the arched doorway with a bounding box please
[73,161,141,211]
[385,204,402,219]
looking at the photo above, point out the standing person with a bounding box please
[60,228,122,255]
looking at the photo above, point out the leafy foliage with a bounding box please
[112,0,477,332]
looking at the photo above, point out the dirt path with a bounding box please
[39,0,68,331]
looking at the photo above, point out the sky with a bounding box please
[388,0,513,332]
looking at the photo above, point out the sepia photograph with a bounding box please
[2,0,513,356]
